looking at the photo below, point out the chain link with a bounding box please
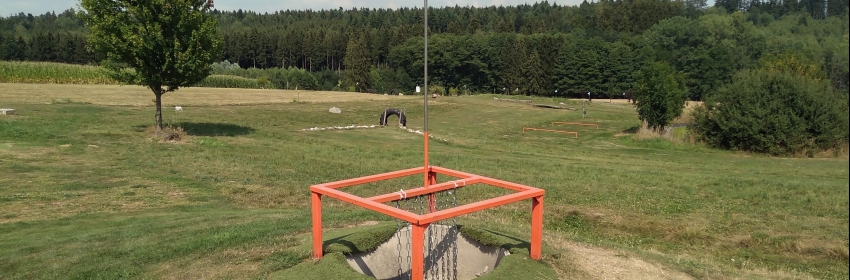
[452,184,459,279]
[395,200,403,278]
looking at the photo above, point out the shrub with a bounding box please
[449,87,459,96]
[287,67,318,90]
[257,76,271,89]
[633,62,688,132]
[691,69,849,156]
[428,85,445,95]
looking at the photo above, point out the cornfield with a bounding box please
[0,61,262,89]
[0,61,118,84]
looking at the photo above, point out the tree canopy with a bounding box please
[78,0,222,129]
[1,1,848,98]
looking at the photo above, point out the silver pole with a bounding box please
[423,0,428,134]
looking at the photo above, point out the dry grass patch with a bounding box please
[543,234,695,280]
[0,179,199,224]
[0,83,415,106]
[145,125,187,142]
[221,183,302,208]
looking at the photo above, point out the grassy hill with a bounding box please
[0,83,847,279]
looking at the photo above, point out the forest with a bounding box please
[1,0,848,99]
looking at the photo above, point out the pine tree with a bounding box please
[344,34,371,92]
[554,39,581,97]
[575,39,604,96]
[605,41,635,95]
[499,36,526,94]
[522,51,546,96]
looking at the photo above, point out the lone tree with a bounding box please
[633,61,687,132]
[79,0,222,130]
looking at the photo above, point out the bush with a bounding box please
[428,85,445,95]
[633,62,688,132]
[287,67,318,90]
[691,69,849,156]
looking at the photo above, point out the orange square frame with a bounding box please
[310,165,545,280]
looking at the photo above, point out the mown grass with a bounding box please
[0,88,847,279]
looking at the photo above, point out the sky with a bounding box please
[1,0,591,18]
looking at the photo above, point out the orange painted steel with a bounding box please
[310,166,545,280]
[429,165,478,179]
[311,192,323,259]
[411,223,428,280]
[522,127,579,138]
[319,166,424,189]
[419,189,545,224]
[551,121,599,129]
[367,177,484,203]
[531,196,544,259]
[311,186,419,223]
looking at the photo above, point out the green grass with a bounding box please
[0,90,848,279]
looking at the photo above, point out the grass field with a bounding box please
[1,83,848,279]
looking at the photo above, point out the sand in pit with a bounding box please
[346,224,508,280]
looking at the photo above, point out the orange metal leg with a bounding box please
[531,195,544,260]
[311,191,323,259]
[411,223,428,280]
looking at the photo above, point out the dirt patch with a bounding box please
[544,236,694,280]
[0,83,414,106]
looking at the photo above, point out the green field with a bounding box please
[0,84,847,279]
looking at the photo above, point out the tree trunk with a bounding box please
[154,88,163,130]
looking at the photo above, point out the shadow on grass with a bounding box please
[174,122,255,136]
[622,125,639,134]
[480,228,532,253]
[133,122,255,136]
[323,233,359,254]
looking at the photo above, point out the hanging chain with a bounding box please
[452,182,460,280]
[395,200,404,278]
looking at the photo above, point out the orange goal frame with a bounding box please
[311,165,545,280]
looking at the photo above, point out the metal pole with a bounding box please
[424,0,428,133]
[423,0,430,189]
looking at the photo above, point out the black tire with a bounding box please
[379,109,407,127]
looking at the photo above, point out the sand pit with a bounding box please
[345,224,509,280]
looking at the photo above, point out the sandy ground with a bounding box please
[563,242,694,280]
[0,83,414,106]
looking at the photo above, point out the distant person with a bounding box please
[587,91,592,101]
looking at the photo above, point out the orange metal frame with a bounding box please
[522,127,579,138]
[551,122,599,130]
[311,165,545,280]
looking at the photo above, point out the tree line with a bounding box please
[1,1,848,98]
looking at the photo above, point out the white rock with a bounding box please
[175,106,183,111]
[1,109,16,115]
[329,107,342,114]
